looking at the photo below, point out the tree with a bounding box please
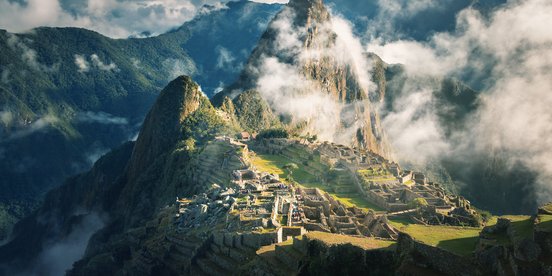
[256,128,289,139]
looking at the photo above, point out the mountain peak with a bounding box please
[127,75,202,181]
[287,0,330,27]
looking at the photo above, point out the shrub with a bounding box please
[256,128,289,139]
[408,198,429,209]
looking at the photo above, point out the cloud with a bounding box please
[368,0,552,205]
[74,54,89,73]
[162,58,197,81]
[358,0,454,41]
[90,54,118,71]
[74,54,118,72]
[215,46,237,72]
[85,146,110,165]
[381,82,450,163]
[250,0,288,3]
[249,7,382,146]
[0,0,237,38]
[130,57,141,69]
[376,0,445,19]
[76,111,128,125]
[6,33,58,72]
[4,115,58,141]
[29,212,105,276]
[0,0,81,35]
[0,111,13,127]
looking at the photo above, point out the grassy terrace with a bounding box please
[502,215,533,242]
[250,153,385,211]
[249,151,542,257]
[537,214,552,232]
[306,231,396,250]
[389,218,481,256]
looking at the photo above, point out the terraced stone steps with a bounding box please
[196,257,228,276]
[193,239,259,275]
[274,244,303,270]
[257,245,297,276]
[206,251,236,271]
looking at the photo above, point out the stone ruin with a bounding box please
[175,162,398,240]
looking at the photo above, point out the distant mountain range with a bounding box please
[0,0,283,240]
[0,0,537,259]
[0,1,546,275]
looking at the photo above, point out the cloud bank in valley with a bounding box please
[29,213,105,276]
[367,0,552,206]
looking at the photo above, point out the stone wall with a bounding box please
[297,235,395,275]
[212,231,281,250]
[396,233,478,275]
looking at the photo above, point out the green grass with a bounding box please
[541,203,552,213]
[332,193,386,212]
[390,218,481,256]
[501,215,533,242]
[306,231,396,251]
[251,154,315,183]
[403,180,415,186]
[537,215,552,232]
[251,153,385,212]
[479,215,537,246]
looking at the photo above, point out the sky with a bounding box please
[0,0,289,38]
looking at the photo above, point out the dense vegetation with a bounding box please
[256,128,290,139]
[0,1,283,241]
[182,97,232,147]
[232,90,281,132]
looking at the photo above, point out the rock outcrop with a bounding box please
[0,76,232,274]
[213,0,393,159]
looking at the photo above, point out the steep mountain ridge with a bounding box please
[0,0,544,274]
[215,0,392,159]
[0,76,232,273]
[0,0,283,240]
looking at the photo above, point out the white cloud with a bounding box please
[76,111,128,125]
[6,33,58,72]
[74,54,118,72]
[162,58,197,80]
[74,54,89,73]
[0,111,13,126]
[249,7,384,147]
[4,115,58,141]
[377,0,444,19]
[369,0,552,204]
[0,0,82,35]
[215,46,237,71]
[31,212,105,276]
[90,54,118,71]
[381,82,450,163]
[250,0,288,3]
[85,146,110,165]
[0,0,237,38]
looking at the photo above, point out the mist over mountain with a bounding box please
[0,0,282,241]
[368,0,552,214]
[0,0,551,275]
[215,0,393,158]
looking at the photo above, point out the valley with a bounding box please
[65,131,552,275]
[0,0,550,275]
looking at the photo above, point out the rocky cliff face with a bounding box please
[214,0,393,159]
